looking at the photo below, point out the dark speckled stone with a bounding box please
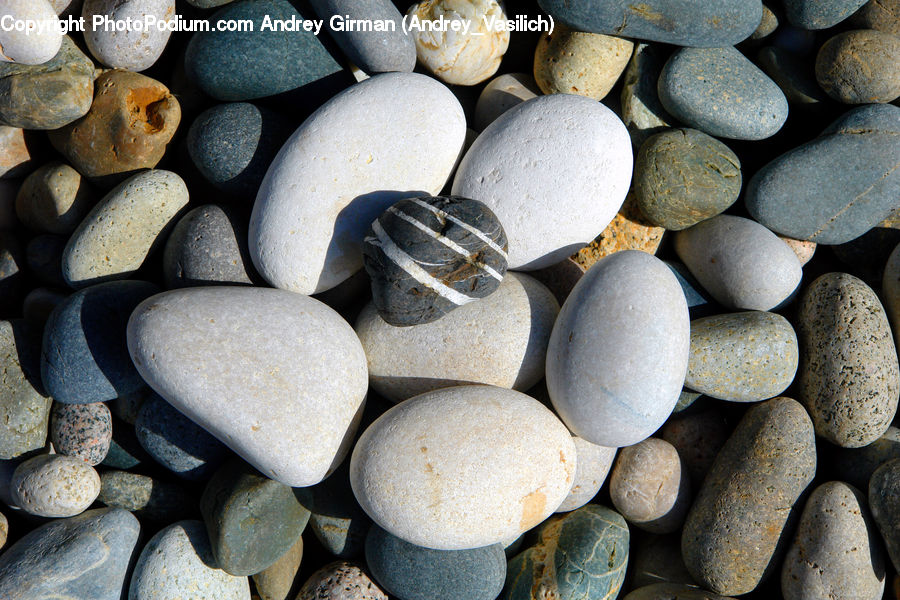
[658,46,788,141]
[50,401,112,466]
[746,104,900,244]
[681,397,816,596]
[501,504,629,600]
[366,524,506,600]
[536,0,762,47]
[816,29,900,104]
[134,393,230,481]
[186,103,292,197]
[869,458,900,571]
[184,0,348,102]
[784,0,868,29]
[298,561,387,600]
[41,280,159,404]
[200,458,311,576]
[99,470,193,522]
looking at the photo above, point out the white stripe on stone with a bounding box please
[369,220,476,306]
[409,198,508,260]
[387,206,504,281]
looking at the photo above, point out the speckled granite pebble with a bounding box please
[298,561,388,600]
[50,401,112,465]
[686,311,798,402]
[870,459,900,571]
[798,273,899,447]
[16,161,95,235]
[11,454,101,517]
[781,481,885,600]
[98,469,192,522]
[816,29,900,104]
[784,0,869,28]
[572,192,665,270]
[681,397,816,596]
[252,535,303,600]
[0,319,51,459]
[557,436,616,512]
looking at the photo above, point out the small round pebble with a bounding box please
[0,0,63,65]
[816,29,900,104]
[50,401,112,466]
[15,161,95,235]
[298,561,388,600]
[83,0,176,71]
[11,454,101,518]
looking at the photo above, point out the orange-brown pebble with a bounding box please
[573,193,664,270]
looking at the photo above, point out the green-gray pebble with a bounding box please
[0,319,50,459]
[98,470,193,522]
[501,504,629,600]
[681,397,817,596]
[634,128,741,230]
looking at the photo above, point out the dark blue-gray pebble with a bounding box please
[41,280,159,404]
[783,0,868,29]
[365,524,507,600]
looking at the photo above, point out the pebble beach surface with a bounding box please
[0,1,898,599]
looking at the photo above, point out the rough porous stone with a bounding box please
[252,535,304,600]
[571,192,665,270]
[815,29,900,104]
[745,104,900,245]
[533,25,633,101]
[0,36,95,130]
[98,469,193,522]
[661,407,730,487]
[298,561,388,600]
[474,72,539,131]
[547,251,690,448]
[41,280,159,404]
[869,458,900,571]
[658,46,788,140]
[501,504,629,600]
[366,524,506,600]
[250,72,466,295]
[0,319,51,459]
[350,385,576,551]
[129,520,250,600]
[798,273,900,447]
[0,0,63,65]
[674,215,802,311]
[681,397,817,596]
[11,454,101,517]
[15,161,95,235]
[557,436,616,512]
[781,481,885,600]
[356,272,557,401]
[610,438,691,534]
[50,401,112,465]
[82,0,175,71]
[452,93,632,270]
[784,0,869,28]
[536,0,763,47]
[634,129,741,230]
[362,195,508,326]
[686,311,799,402]
[0,507,139,600]
[127,286,368,487]
[621,43,677,147]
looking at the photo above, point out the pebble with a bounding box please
[366,524,506,600]
[11,453,101,517]
[128,519,251,600]
[781,481,885,600]
[41,280,159,404]
[661,407,731,487]
[186,102,293,198]
[681,397,817,596]
[533,25,633,101]
[832,426,900,490]
[184,0,346,101]
[98,469,192,522]
[83,0,175,71]
[407,0,509,86]
[62,169,189,288]
[362,195,508,326]
[0,508,139,600]
[128,287,368,487]
[0,126,40,179]
[49,70,181,188]
[610,438,691,534]
[454,93,632,270]
[474,72,539,131]
[852,0,900,32]
[162,204,256,289]
[572,192,665,269]
[356,272,557,401]
[0,36,95,130]
[250,72,466,295]
[134,392,230,480]
[50,401,112,465]
[797,273,900,447]
[546,250,690,448]
[746,104,900,244]
[252,535,304,600]
[537,0,762,47]
[784,0,869,28]
[634,128,741,230]
[624,584,736,600]
[686,311,799,402]
[0,0,63,65]
[674,215,802,311]
[658,46,788,141]
[311,0,415,74]
[816,29,900,104]
[15,161,95,234]
[620,43,677,147]
[869,458,900,571]
[298,561,388,600]
[350,385,576,550]
[779,235,817,265]
[557,436,616,512]
[501,504,629,600]
[0,319,51,459]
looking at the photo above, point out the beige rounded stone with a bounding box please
[11,454,100,518]
[556,436,616,512]
[350,385,576,550]
[407,0,509,86]
[15,161,95,235]
[298,561,387,600]
[534,24,634,100]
